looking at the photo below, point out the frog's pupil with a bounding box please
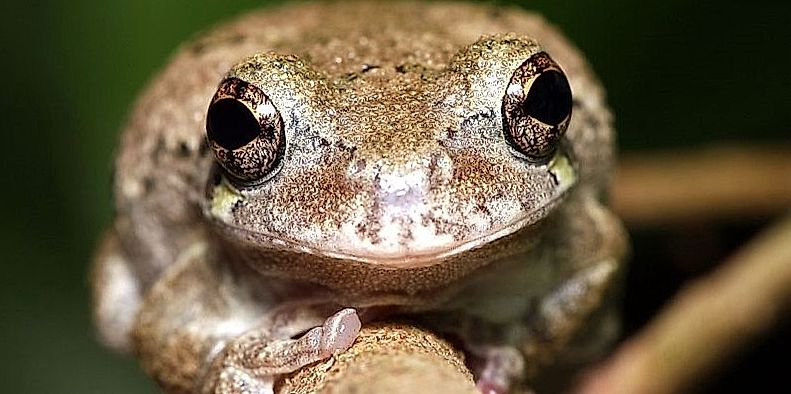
[207,99,260,150]
[523,70,572,125]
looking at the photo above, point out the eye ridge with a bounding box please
[206,77,286,183]
[502,52,572,161]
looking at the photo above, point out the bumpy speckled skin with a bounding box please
[92,1,627,393]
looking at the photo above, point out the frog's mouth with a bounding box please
[205,150,577,269]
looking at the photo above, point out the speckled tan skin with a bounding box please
[92,2,627,393]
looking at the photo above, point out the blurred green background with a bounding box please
[1,0,788,392]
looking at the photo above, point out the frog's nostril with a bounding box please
[348,158,367,176]
[427,151,453,182]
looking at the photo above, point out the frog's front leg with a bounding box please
[472,258,619,394]
[133,244,360,394]
[522,258,618,369]
[92,229,142,353]
[205,308,361,394]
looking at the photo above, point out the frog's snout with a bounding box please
[349,149,454,207]
[374,167,429,210]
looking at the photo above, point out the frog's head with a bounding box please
[203,35,580,293]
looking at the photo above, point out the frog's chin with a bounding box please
[331,196,564,268]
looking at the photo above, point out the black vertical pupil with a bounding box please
[522,70,572,125]
[207,99,261,150]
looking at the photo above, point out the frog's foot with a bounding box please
[205,308,361,394]
[471,345,526,394]
[314,308,362,356]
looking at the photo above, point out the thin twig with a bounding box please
[612,145,791,225]
[572,213,791,394]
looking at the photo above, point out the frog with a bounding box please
[91,1,627,393]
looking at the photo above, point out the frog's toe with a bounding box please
[318,308,361,356]
[471,345,525,394]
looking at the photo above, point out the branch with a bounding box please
[276,323,477,394]
[612,145,791,225]
[573,213,791,394]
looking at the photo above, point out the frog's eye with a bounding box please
[501,52,572,162]
[206,78,286,183]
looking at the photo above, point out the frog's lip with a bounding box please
[208,185,569,268]
[206,152,576,268]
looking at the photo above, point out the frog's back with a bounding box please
[110,0,612,285]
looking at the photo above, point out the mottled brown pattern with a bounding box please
[105,0,615,279]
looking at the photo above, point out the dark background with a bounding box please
[2,0,788,392]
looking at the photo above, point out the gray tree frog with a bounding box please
[92,2,627,393]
